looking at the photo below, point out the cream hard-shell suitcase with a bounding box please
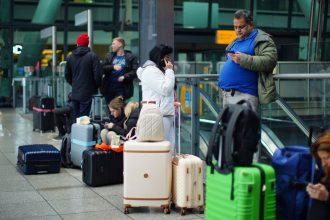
[172,106,204,215]
[123,140,172,214]
[172,154,204,215]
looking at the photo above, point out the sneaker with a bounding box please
[52,135,63,141]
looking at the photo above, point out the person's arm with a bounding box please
[123,54,138,81]
[239,37,277,73]
[91,53,102,87]
[102,53,114,73]
[111,124,125,136]
[142,64,175,96]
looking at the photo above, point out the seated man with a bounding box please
[52,93,74,141]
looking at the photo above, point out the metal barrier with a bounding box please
[174,61,213,74]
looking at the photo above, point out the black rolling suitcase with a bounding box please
[82,148,123,187]
[17,144,61,174]
[33,96,55,132]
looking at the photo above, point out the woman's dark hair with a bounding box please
[149,44,173,70]
[234,10,253,24]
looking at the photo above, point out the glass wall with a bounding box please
[2,0,330,107]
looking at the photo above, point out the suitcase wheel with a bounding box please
[198,206,204,214]
[163,207,170,215]
[179,208,186,216]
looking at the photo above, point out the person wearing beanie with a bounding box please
[65,33,102,120]
[76,33,89,47]
[101,37,138,104]
[100,96,127,145]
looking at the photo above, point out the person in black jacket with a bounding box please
[65,33,101,120]
[100,96,126,145]
[307,130,330,220]
[101,37,138,104]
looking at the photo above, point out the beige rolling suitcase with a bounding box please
[172,107,204,215]
[123,140,172,214]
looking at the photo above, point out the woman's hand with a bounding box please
[174,101,181,107]
[307,183,329,201]
[164,59,173,70]
[104,122,114,129]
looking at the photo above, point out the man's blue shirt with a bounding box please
[219,29,258,96]
[111,55,126,83]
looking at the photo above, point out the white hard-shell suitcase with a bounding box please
[123,140,172,214]
[172,106,204,215]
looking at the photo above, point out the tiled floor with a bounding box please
[0,108,204,220]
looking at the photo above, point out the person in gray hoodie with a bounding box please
[65,33,102,120]
[137,44,175,149]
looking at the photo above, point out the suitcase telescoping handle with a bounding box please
[175,104,181,155]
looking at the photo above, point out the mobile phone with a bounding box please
[160,58,166,67]
[226,50,235,54]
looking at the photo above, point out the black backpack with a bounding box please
[60,133,73,168]
[206,100,260,174]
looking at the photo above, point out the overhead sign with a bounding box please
[216,30,236,45]
[75,10,88,26]
[40,26,54,39]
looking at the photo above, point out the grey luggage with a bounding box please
[71,123,100,168]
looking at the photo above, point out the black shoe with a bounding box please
[52,135,63,141]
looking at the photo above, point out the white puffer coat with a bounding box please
[137,60,175,116]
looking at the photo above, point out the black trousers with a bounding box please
[54,106,73,135]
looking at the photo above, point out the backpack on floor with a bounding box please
[206,100,260,173]
[60,133,73,168]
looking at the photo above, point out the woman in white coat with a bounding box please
[137,44,175,150]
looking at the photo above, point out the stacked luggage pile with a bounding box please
[123,103,205,215]
[71,117,124,187]
[18,95,321,219]
[123,102,172,214]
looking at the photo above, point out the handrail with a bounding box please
[275,96,314,142]
[176,73,330,79]
[176,74,218,79]
[274,73,330,79]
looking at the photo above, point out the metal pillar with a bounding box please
[191,78,200,157]
[52,26,57,99]
[307,0,316,61]
[315,0,324,61]
[139,0,174,64]
[87,9,93,51]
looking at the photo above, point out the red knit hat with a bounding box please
[76,33,89,46]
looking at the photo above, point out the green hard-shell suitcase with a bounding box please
[205,162,276,220]
[205,102,275,219]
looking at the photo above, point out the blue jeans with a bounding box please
[72,99,92,120]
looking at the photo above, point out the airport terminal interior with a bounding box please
[1,0,330,219]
